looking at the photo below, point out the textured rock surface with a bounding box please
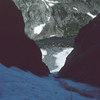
[12,0,100,40]
[58,14,100,87]
[0,0,50,76]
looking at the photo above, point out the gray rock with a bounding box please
[12,0,100,40]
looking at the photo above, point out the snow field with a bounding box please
[0,64,99,100]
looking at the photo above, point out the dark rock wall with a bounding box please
[58,14,100,87]
[0,0,50,76]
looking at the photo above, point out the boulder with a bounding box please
[0,0,50,76]
[58,14,100,87]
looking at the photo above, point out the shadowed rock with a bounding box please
[58,14,100,87]
[0,0,50,76]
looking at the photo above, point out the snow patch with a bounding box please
[87,12,96,18]
[50,35,56,37]
[41,49,47,59]
[73,7,78,11]
[34,24,46,35]
[47,16,51,21]
[42,0,49,9]
[45,0,59,7]
[51,48,73,73]
[42,0,59,8]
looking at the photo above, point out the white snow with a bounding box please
[34,24,46,35]
[51,48,73,73]
[50,35,56,37]
[87,12,96,19]
[42,0,59,8]
[73,7,78,11]
[45,0,59,7]
[41,49,47,59]
[42,0,49,9]
[46,0,59,4]
[47,16,51,21]
[0,64,99,100]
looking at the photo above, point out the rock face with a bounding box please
[58,14,100,87]
[0,0,50,76]
[12,0,100,40]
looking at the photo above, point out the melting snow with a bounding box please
[34,24,46,35]
[51,48,73,73]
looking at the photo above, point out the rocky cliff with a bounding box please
[12,0,100,40]
[58,14,100,87]
[0,0,50,76]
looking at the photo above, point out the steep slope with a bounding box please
[58,14,100,87]
[12,0,100,40]
[0,0,50,76]
[0,64,100,100]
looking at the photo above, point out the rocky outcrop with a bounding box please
[12,0,100,40]
[58,14,100,87]
[0,0,50,76]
